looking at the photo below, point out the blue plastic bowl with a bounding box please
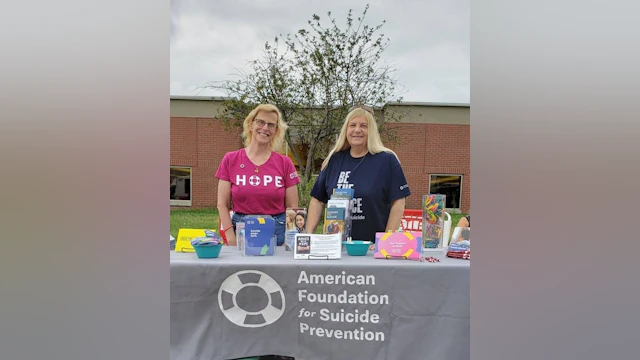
[193,243,223,258]
[342,240,372,256]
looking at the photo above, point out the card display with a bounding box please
[293,233,342,260]
[374,231,423,261]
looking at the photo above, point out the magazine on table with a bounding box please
[330,188,354,240]
[324,198,351,242]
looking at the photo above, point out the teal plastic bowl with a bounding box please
[193,243,223,258]
[343,240,372,256]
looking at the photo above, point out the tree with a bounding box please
[207,4,406,206]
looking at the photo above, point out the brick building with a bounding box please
[170,96,470,213]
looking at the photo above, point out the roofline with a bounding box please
[169,95,470,108]
[386,101,470,108]
[170,95,229,101]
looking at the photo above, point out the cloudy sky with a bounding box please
[170,0,469,104]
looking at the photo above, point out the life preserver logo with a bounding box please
[248,175,261,186]
[217,270,286,328]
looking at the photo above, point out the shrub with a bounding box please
[297,176,317,209]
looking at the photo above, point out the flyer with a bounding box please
[293,233,342,260]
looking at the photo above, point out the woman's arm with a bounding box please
[216,180,236,246]
[456,216,469,228]
[385,197,406,231]
[285,185,299,209]
[305,197,325,234]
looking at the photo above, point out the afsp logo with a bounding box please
[218,270,285,328]
[249,175,261,186]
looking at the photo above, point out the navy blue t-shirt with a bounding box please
[310,150,411,242]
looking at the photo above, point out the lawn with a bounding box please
[170,208,220,239]
[170,208,468,239]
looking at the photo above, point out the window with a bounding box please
[170,166,192,206]
[428,174,462,213]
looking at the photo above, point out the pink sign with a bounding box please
[374,231,422,261]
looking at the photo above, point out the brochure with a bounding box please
[243,216,276,256]
[285,207,307,251]
[293,233,342,260]
[325,198,351,241]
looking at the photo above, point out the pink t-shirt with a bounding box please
[215,149,300,215]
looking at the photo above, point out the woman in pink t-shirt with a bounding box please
[215,104,301,246]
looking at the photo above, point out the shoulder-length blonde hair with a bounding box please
[242,104,288,151]
[321,106,398,170]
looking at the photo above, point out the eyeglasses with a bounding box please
[254,119,278,130]
[348,104,374,115]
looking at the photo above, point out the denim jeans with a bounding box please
[232,212,286,246]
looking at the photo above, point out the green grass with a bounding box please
[449,213,467,228]
[170,207,468,239]
[170,208,220,239]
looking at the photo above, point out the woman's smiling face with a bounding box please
[346,116,369,148]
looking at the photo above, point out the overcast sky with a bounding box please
[170,0,469,104]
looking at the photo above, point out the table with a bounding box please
[170,247,469,360]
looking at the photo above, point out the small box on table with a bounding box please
[243,216,277,256]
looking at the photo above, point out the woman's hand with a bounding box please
[224,228,236,246]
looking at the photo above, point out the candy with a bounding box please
[422,194,446,248]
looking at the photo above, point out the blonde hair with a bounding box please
[321,107,398,170]
[242,104,288,151]
[286,209,296,230]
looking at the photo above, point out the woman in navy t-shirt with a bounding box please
[306,105,411,249]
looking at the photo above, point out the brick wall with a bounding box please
[170,117,470,213]
[170,117,242,209]
[385,123,470,212]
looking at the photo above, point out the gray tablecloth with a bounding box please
[170,247,469,360]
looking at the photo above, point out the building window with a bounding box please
[428,174,462,213]
[170,166,192,206]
